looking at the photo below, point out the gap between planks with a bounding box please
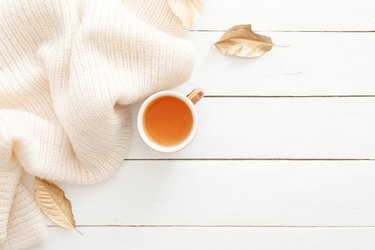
[189,30,375,33]
[203,95,375,98]
[124,158,375,161]
[48,225,375,228]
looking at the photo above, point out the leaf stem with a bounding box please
[74,227,84,235]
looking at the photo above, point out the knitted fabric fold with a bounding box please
[0,0,194,248]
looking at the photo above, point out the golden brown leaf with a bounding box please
[168,0,203,29]
[34,177,76,230]
[215,24,274,58]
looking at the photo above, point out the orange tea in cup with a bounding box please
[143,96,193,146]
[138,88,204,152]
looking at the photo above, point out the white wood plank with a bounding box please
[22,160,375,226]
[29,227,375,250]
[176,32,375,96]
[127,98,375,159]
[192,0,375,31]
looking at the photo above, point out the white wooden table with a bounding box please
[29,0,375,249]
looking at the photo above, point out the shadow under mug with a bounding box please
[137,88,204,152]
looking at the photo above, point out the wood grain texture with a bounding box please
[127,98,375,159]
[29,227,375,250]
[22,160,375,226]
[192,0,375,31]
[175,32,375,96]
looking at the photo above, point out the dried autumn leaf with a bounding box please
[34,177,76,230]
[215,24,274,58]
[168,0,203,28]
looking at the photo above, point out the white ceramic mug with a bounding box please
[137,88,204,152]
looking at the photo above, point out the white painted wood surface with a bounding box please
[29,227,375,250]
[128,98,375,159]
[27,0,375,249]
[180,32,375,96]
[22,161,375,226]
[192,0,375,31]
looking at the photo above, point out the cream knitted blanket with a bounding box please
[0,0,193,249]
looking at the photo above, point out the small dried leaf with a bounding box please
[168,0,203,28]
[215,24,274,58]
[34,177,76,229]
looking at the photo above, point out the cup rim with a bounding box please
[137,90,198,153]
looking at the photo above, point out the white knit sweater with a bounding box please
[0,0,194,249]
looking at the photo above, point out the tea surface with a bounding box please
[144,96,193,146]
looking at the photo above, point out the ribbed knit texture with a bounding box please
[0,0,194,249]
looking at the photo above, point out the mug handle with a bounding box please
[187,88,204,104]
